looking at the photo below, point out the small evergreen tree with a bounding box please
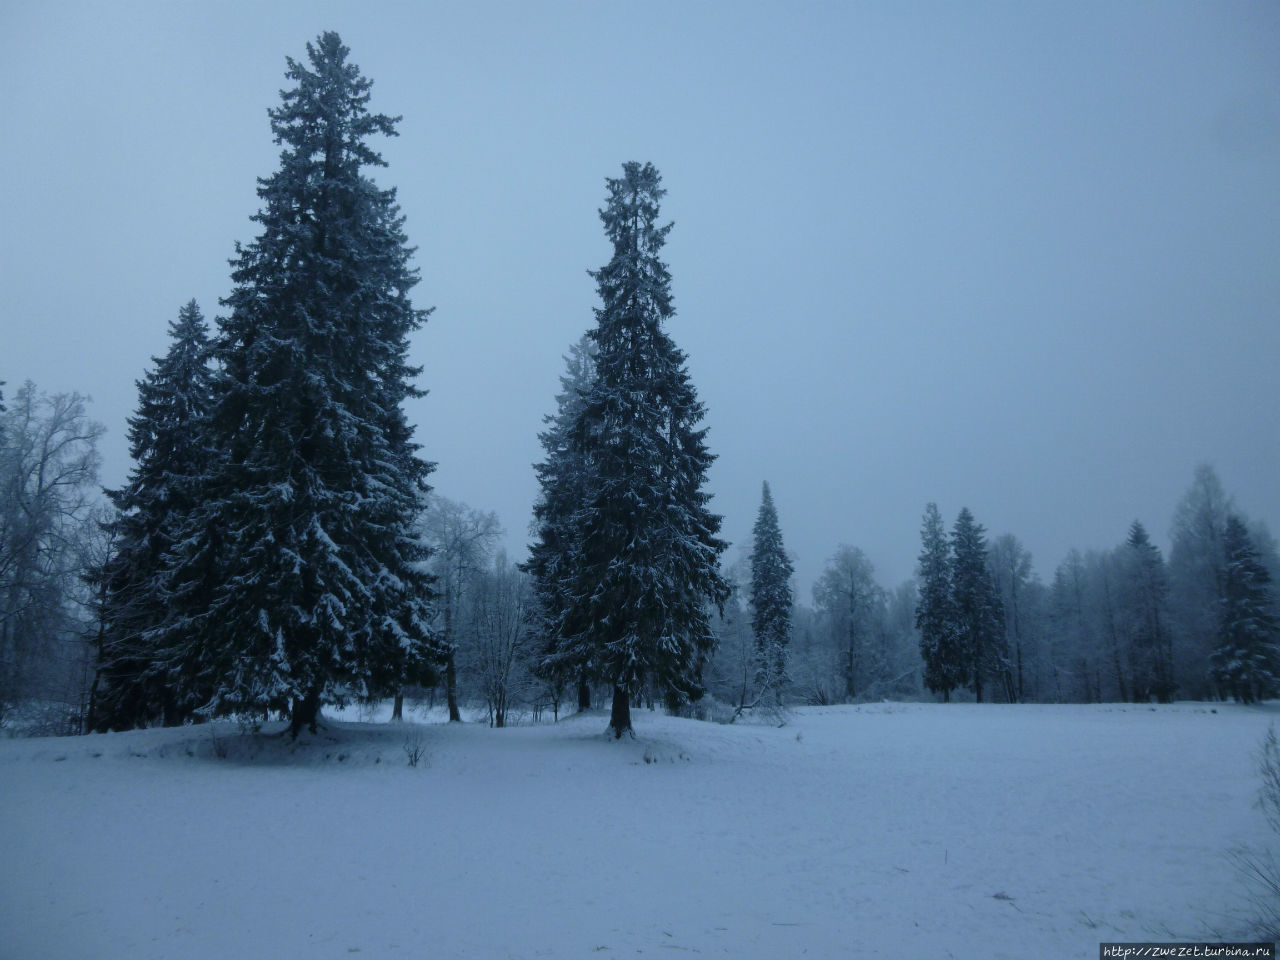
[950,507,1005,702]
[526,334,598,713]
[90,300,214,731]
[154,33,438,734]
[1212,515,1280,703]
[749,481,793,708]
[543,162,729,737]
[916,502,961,700]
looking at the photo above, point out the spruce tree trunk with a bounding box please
[577,675,591,712]
[392,690,404,721]
[289,688,321,737]
[85,601,107,733]
[446,652,461,722]
[442,577,461,722]
[608,685,632,738]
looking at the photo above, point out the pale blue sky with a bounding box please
[3,0,1277,593]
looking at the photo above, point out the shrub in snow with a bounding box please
[1234,726,1280,939]
[403,731,428,768]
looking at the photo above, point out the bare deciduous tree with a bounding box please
[0,383,104,732]
[419,495,502,721]
[463,552,536,727]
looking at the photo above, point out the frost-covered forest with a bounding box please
[1,31,1277,738]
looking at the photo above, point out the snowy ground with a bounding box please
[2,702,1275,959]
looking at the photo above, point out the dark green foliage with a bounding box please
[950,507,1005,703]
[90,300,214,731]
[916,502,962,700]
[1212,515,1280,703]
[526,334,597,701]
[540,162,729,737]
[154,33,438,732]
[750,481,793,704]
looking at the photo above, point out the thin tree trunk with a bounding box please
[845,584,858,701]
[85,613,106,734]
[443,578,461,722]
[445,652,461,722]
[608,685,632,738]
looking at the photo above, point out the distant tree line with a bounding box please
[699,465,1278,713]
[2,33,1277,737]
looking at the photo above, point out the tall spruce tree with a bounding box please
[154,33,437,734]
[90,300,214,731]
[527,334,598,712]
[950,507,1005,702]
[1212,515,1280,703]
[543,162,729,737]
[916,502,961,700]
[749,481,793,707]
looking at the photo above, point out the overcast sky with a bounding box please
[3,0,1277,596]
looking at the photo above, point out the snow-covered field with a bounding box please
[2,702,1275,959]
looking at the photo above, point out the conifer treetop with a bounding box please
[272,31,398,170]
[751,481,794,607]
